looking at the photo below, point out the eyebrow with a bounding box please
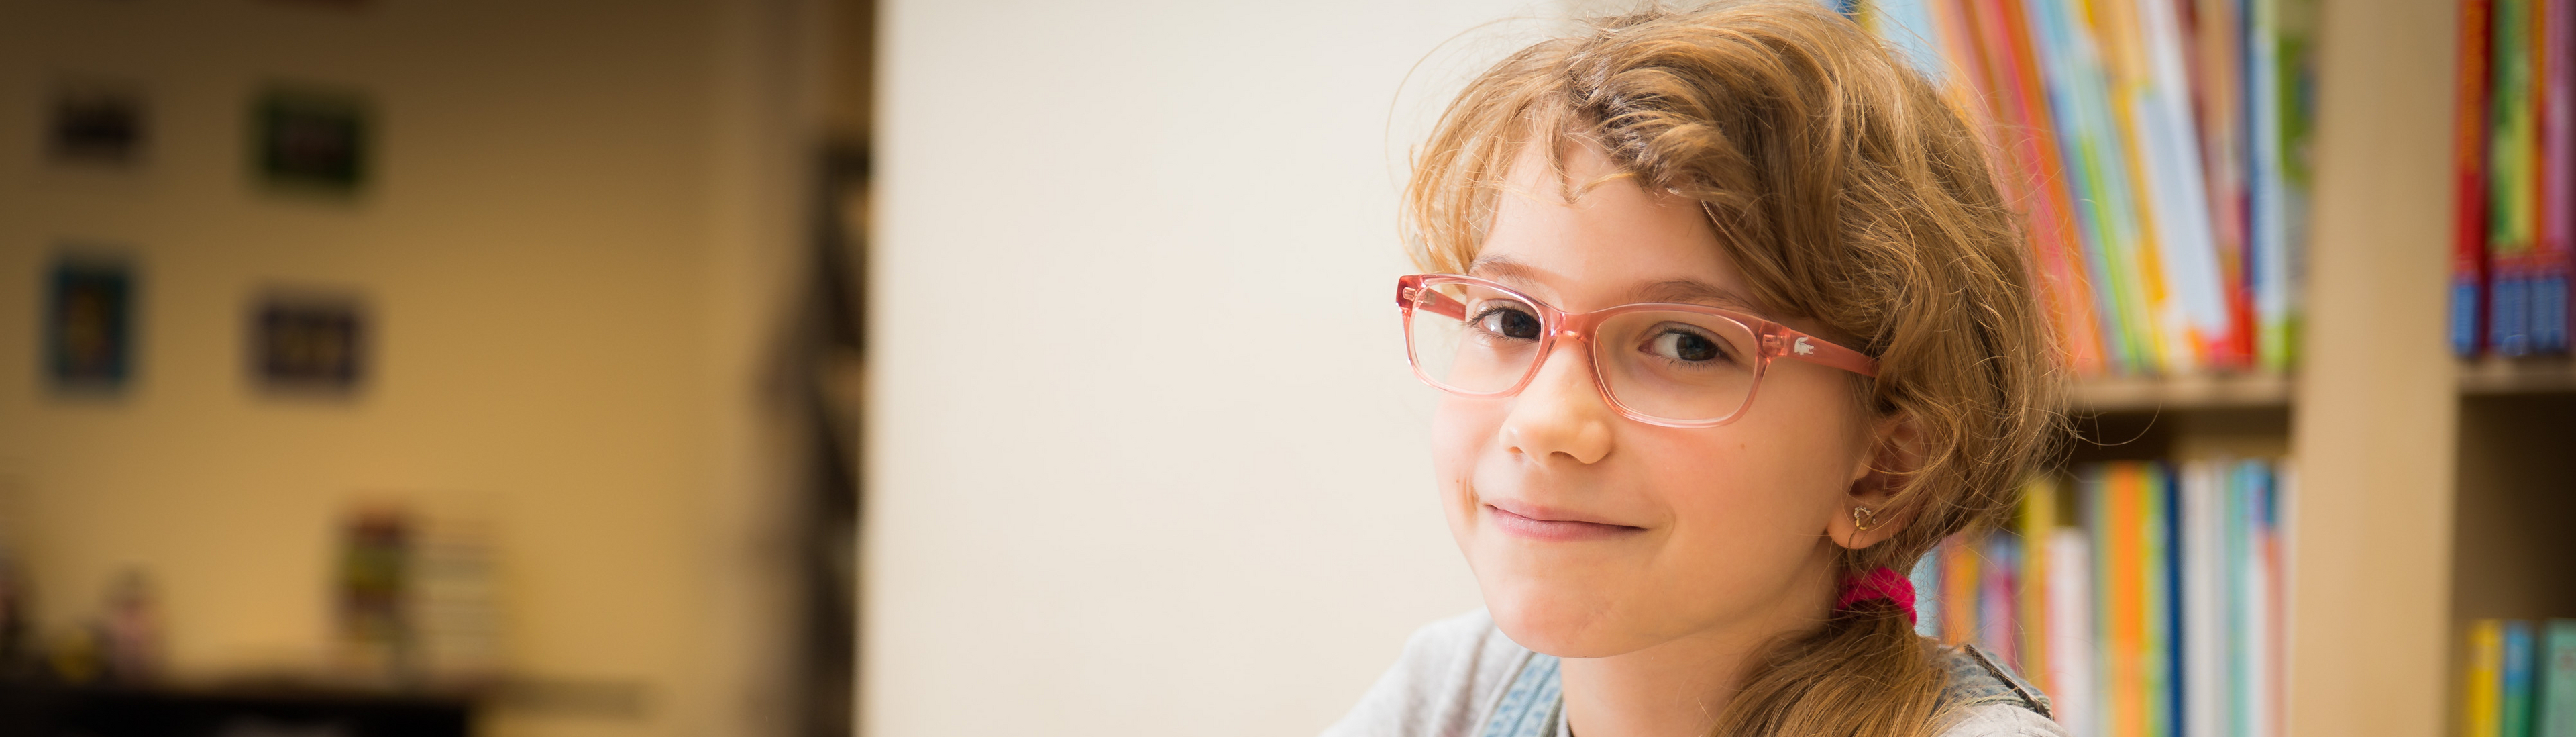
[1466,254,1761,311]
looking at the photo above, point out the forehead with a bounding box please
[1474,142,1752,312]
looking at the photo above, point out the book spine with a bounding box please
[2192,0,2257,368]
[2538,0,2574,352]
[2474,620,2509,737]
[2155,463,2182,737]
[1911,550,1944,639]
[2021,477,2059,693]
[2510,620,2539,737]
[2027,0,2150,373]
[2137,0,2233,371]
[2100,464,2145,737]
[2461,0,2498,356]
[2542,619,2576,737]
[1983,532,2024,667]
[2048,527,2096,736]
[1945,534,1982,645]
[2182,462,2228,737]
[1987,0,2113,373]
[2235,460,2276,737]
[2496,0,2541,356]
[1874,0,1954,85]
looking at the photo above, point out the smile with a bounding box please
[1482,501,1645,542]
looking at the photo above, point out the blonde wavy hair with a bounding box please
[1404,2,2061,735]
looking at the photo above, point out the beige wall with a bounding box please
[0,1,818,736]
[866,2,1560,734]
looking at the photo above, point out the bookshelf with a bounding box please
[2044,0,2576,732]
[2068,373,2294,413]
[2255,0,2571,732]
[2457,356,2576,393]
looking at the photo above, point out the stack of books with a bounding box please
[2453,0,2575,358]
[1911,459,2291,737]
[2462,620,2576,737]
[1862,0,2316,376]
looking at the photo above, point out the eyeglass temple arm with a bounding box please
[1400,285,1468,320]
[1772,330,1880,378]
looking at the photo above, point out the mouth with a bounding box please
[1482,500,1644,542]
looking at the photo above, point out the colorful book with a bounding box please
[1930,458,2290,737]
[1911,551,1944,639]
[2536,0,2573,352]
[2248,0,2316,371]
[1943,534,1983,646]
[2181,462,2227,737]
[2473,620,2510,737]
[1980,532,2024,667]
[2019,476,2060,690]
[2231,460,2280,737]
[2459,0,2498,356]
[2192,0,2258,368]
[2511,620,2541,737]
[2155,463,2180,737]
[2543,619,2576,737]
[2496,0,2542,356]
[2045,526,2096,736]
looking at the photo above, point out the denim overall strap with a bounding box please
[1478,652,1564,737]
[1935,644,2053,718]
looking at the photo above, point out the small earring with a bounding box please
[1851,506,1881,532]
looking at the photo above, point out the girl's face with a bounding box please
[1434,143,1880,658]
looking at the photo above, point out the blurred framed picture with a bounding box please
[253,85,371,195]
[44,253,138,393]
[252,291,367,395]
[48,79,146,167]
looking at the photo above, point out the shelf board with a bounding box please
[2457,356,2576,394]
[2067,372,2293,413]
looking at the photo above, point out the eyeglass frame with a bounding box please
[1395,273,1880,428]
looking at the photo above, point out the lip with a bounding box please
[1481,499,1644,542]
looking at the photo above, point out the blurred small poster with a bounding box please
[253,291,366,395]
[44,254,137,393]
[253,85,371,195]
[48,79,146,167]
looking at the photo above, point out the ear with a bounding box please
[1829,411,1926,550]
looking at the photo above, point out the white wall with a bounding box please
[868,2,1569,734]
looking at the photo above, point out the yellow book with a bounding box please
[2470,619,2508,737]
[2018,476,2059,693]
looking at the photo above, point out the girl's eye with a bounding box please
[1472,306,1543,340]
[1648,328,1727,363]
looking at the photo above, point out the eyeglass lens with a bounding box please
[1404,281,1763,423]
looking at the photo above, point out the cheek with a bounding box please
[1430,396,1505,512]
[1430,395,1503,479]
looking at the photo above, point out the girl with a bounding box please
[1329,3,2063,737]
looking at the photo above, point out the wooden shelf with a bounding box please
[2067,372,2294,413]
[2457,356,2576,394]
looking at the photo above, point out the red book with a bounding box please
[2457,0,2495,356]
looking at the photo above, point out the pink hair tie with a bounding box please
[1834,566,1919,624]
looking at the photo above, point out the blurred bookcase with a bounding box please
[1862,0,2565,729]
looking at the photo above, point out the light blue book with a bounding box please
[2542,620,2576,737]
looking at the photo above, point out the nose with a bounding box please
[1499,338,1615,464]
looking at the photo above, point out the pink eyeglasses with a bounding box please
[1396,274,1879,428]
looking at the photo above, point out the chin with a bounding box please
[1472,556,1654,659]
